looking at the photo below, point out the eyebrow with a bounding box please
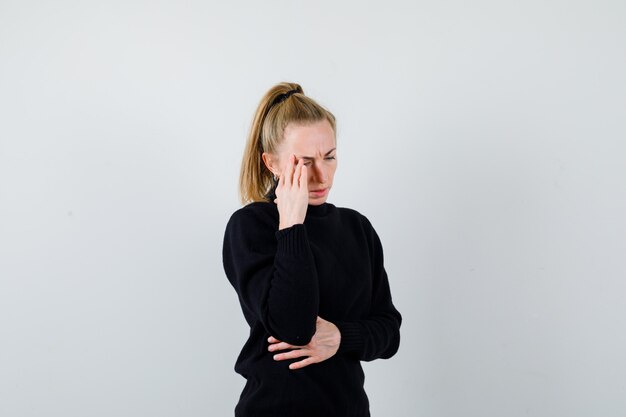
[298,148,337,160]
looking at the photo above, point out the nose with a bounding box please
[310,162,328,184]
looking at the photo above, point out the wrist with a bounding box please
[334,325,342,347]
[279,219,303,230]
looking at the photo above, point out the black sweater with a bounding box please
[222,200,402,417]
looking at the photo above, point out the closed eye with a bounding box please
[301,156,335,166]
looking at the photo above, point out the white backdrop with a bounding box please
[1,1,625,416]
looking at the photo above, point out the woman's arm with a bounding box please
[267,315,341,370]
[335,216,402,361]
[222,207,320,346]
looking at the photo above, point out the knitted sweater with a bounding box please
[222,201,402,417]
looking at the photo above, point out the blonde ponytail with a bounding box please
[239,82,336,205]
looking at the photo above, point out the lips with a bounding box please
[310,188,328,196]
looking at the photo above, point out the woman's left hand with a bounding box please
[268,316,341,370]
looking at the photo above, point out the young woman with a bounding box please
[222,82,402,417]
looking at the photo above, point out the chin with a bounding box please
[308,195,329,206]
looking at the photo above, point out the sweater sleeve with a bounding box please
[335,216,402,361]
[222,207,319,346]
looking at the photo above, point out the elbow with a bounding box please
[380,328,401,359]
[378,311,402,360]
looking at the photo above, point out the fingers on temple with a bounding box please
[285,154,295,186]
[299,164,307,189]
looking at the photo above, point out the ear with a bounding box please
[261,152,279,176]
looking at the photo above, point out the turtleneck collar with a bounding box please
[306,202,330,217]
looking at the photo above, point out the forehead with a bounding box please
[281,120,336,155]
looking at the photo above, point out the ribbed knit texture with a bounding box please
[222,201,402,417]
[335,321,364,354]
[275,224,309,258]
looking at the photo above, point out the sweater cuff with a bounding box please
[275,224,309,258]
[336,321,363,355]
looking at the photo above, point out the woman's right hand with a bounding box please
[274,154,309,230]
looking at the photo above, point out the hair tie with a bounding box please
[270,89,299,108]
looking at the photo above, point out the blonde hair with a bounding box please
[239,82,336,205]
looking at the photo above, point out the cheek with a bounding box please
[328,165,337,181]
